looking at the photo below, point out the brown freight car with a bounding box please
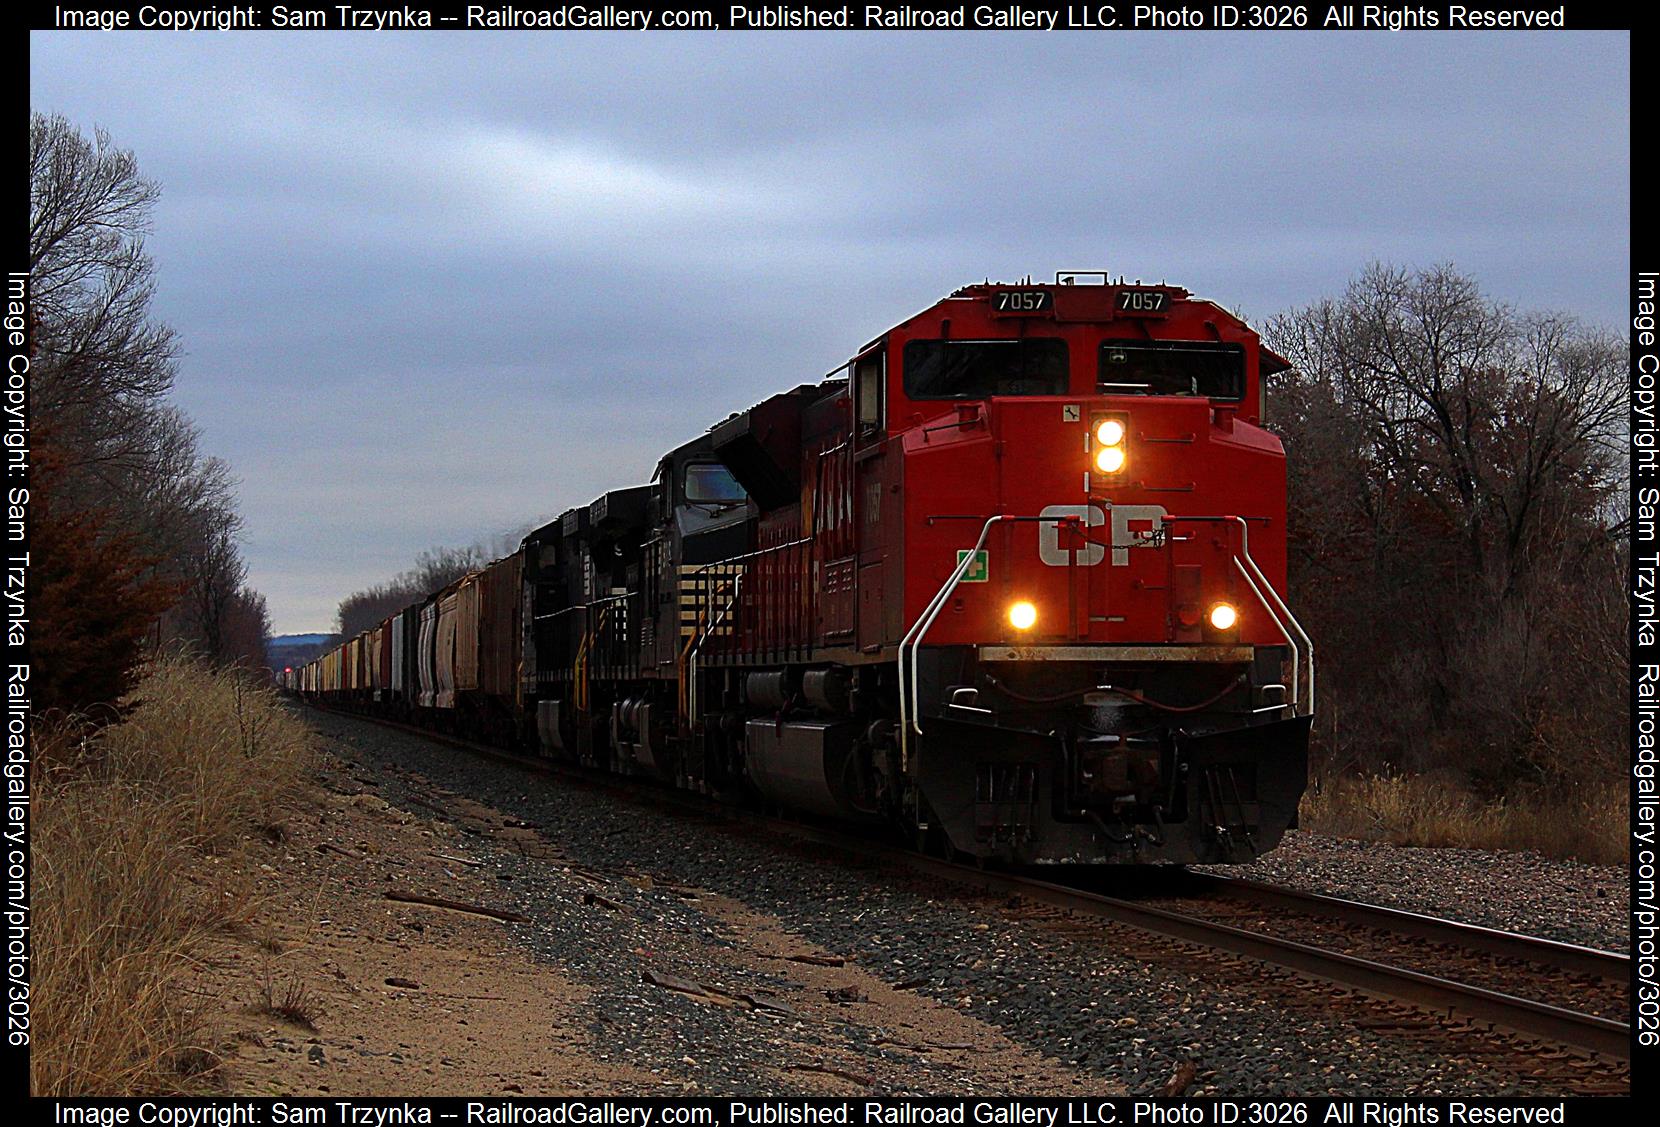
[476,551,524,743]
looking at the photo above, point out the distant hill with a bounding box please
[272,633,334,647]
[267,633,337,671]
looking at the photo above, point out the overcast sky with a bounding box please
[30,31,1630,634]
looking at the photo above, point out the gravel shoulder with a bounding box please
[244,708,1626,1097]
[191,753,656,1095]
[193,714,1097,1095]
[1197,831,1628,950]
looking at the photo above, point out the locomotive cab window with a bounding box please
[683,463,746,505]
[1097,341,1245,399]
[903,338,1069,400]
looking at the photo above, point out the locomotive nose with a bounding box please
[970,396,1194,644]
[958,394,1286,651]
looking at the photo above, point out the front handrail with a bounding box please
[899,511,1104,760]
[1159,515,1313,718]
[1230,557,1300,714]
[685,536,815,723]
[1233,516,1314,716]
[898,513,1314,764]
[898,515,1007,769]
[684,573,741,728]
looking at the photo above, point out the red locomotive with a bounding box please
[301,273,1313,865]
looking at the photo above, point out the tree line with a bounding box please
[30,113,270,716]
[333,526,533,639]
[1263,263,1627,795]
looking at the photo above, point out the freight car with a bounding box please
[302,274,1313,865]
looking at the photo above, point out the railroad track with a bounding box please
[1178,873,1628,983]
[305,704,1631,1068]
[931,862,1630,1062]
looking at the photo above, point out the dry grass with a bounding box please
[258,972,322,1033]
[1300,772,1626,865]
[32,656,313,1095]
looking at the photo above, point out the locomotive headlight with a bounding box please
[1208,602,1239,631]
[1091,414,1127,474]
[1094,446,1126,473]
[1008,600,1038,631]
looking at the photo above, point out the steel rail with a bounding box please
[304,703,1630,1063]
[752,821,1631,1062]
[1183,872,1629,983]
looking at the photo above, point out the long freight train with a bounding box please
[293,274,1313,865]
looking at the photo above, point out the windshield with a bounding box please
[684,463,746,504]
[1097,341,1244,399]
[903,339,1069,399]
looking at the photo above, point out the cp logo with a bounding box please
[1038,504,1168,567]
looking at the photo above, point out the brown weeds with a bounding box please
[258,973,321,1033]
[32,657,313,1095]
[1300,773,1626,864]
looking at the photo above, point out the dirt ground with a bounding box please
[189,733,1098,1096]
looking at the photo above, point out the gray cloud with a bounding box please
[30,30,1630,632]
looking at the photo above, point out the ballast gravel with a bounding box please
[301,708,1624,1097]
[1197,832,1627,951]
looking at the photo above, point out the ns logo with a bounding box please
[1037,504,1168,567]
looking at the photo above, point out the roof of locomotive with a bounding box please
[652,430,724,485]
[854,276,1292,373]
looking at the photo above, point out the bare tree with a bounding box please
[1264,263,1627,787]
[333,540,511,637]
[129,415,256,662]
[403,544,488,593]
[30,113,272,692]
[1266,264,1624,596]
[222,587,273,670]
[179,521,247,662]
[335,581,421,639]
[29,114,179,487]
